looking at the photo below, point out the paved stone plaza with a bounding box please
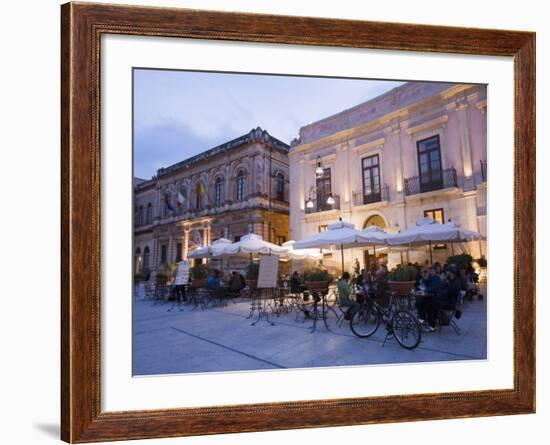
[132,294,487,376]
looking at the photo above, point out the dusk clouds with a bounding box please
[133,69,403,179]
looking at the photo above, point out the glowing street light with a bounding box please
[315,155,324,178]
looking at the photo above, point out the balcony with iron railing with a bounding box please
[404,167,457,196]
[304,194,340,214]
[352,184,389,206]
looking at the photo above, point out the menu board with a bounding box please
[174,260,190,285]
[257,255,278,288]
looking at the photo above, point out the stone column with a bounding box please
[202,226,208,247]
[451,98,474,184]
[183,228,190,260]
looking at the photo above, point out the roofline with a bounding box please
[156,127,289,179]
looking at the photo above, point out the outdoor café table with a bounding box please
[247,288,277,326]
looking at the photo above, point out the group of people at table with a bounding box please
[290,261,480,332]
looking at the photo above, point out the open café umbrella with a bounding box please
[360,225,392,258]
[187,237,232,259]
[293,219,375,274]
[223,233,289,256]
[281,240,323,260]
[386,216,485,264]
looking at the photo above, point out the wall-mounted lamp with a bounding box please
[326,193,335,205]
[315,155,324,178]
[306,198,314,209]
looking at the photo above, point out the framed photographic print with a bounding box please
[61,2,535,442]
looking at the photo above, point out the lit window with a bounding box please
[215,177,223,207]
[276,173,285,201]
[236,171,245,201]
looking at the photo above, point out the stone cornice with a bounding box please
[290,84,479,155]
[352,137,385,155]
[404,115,448,136]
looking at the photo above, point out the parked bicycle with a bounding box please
[350,287,422,349]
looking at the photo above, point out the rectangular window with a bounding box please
[417,135,443,192]
[316,168,332,211]
[160,244,167,264]
[424,208,446,249]
[175,242,182,262]
[362,154,381,204]
[318,225,328,232]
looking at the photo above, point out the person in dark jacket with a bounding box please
[416,266,442,324]
[425,264,462,330]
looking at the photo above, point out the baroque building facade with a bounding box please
[134,127,290,273]
[289,82,487,271]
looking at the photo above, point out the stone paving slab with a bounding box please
[132,296,487,376]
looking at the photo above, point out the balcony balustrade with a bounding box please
[404,167,457,196]
[352,184,389,206]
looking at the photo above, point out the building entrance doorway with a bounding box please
[363,214,387,269]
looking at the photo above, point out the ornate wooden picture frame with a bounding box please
[61,2,535,442]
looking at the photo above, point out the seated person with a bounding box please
[373,264,390,308]
[423,266,443,294]
[338,272,359,320]
[416,266,442,324]
[425,264,462,330]
[206,270,220,290]
[229,271,245,293]
[290,271,306,294]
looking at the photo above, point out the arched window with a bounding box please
[215,177,223,207]
[236,170,245,201]
[195,182,204,209]
[276,173,285,201]
[363,214,386,229]
[137,205,144,225]
[142,246,150,270]
[146,203,153,223]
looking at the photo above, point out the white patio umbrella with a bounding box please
[281,240,323,260]
[360,225,393,259]
[223,233,289,256]
[387,217,485,263]
[187,238,232,259]
[293,219,376,274]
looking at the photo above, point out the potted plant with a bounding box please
[388,265,417,296]
[155,272,168,286]
[190,263,208,287]
[447,253,473,270]
[304,268,331,291]
[245,262,260,289]
[475,255,487,268]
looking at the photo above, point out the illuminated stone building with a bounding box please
[289,82,487,271]
[133,127,290,273]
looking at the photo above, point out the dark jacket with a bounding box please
[422,275,442,294]
[439,275,462,307]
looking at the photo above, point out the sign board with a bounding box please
[257,255,279,288]
[174,260,190,285]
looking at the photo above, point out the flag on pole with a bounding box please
[165,194,175,212]
[176,185,187,207]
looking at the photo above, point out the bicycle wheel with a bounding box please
[350,305,380,338]
[322,305,341,331]
[391,310,421,349]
